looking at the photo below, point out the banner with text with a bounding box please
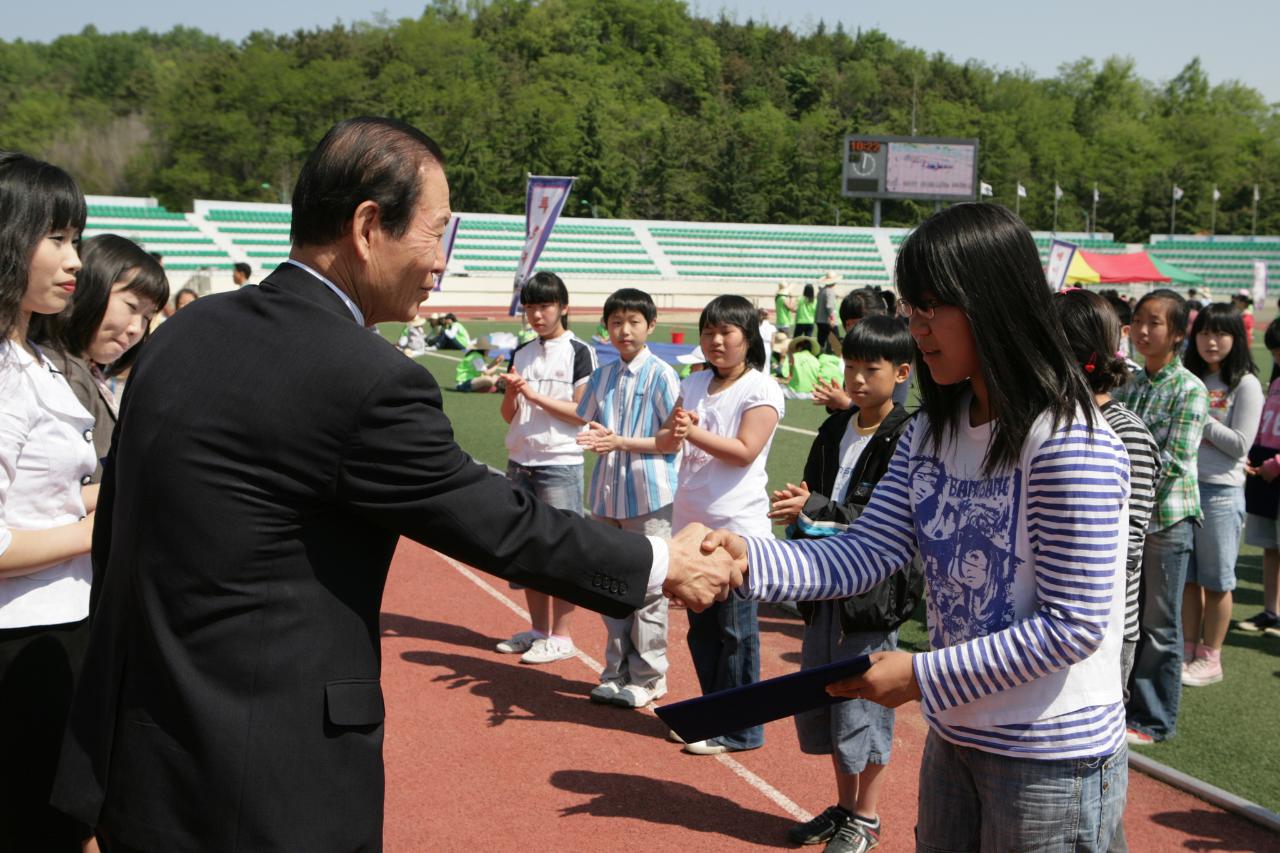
[1045,239,1077,292]
[509,175,575,315]
[433,216,461,291]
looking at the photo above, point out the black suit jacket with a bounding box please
[53,264,651,851]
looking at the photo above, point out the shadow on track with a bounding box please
[550,768,796,847]
[1147,807,1278,851]
[384,610,670,739]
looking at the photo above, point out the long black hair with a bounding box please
[32,234,169,376]
[699,294,765,376]
[896,203,1094,474]
[1052,289,1131,395]
[1184,302,1257,390]
[0,151,86,342]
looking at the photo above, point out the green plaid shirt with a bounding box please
[1114,362,1209,531]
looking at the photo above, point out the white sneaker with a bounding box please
[495,631,537,654]
[520,636,575,664]
[611,680,668,709]
[589,680,624,704]
[1181,657,1223,687]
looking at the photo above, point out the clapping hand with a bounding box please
[577,421,622,454]
[812,378,852,410]
[768,480,811,525]
[663,522,746,611]
[502,371,527,396]
[671,407,699,441]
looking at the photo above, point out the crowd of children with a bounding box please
[408,208,1276,852]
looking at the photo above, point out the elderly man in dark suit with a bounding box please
[53,117,743,852]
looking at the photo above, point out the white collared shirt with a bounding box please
[0,341,96,627]
[285,258,366,326]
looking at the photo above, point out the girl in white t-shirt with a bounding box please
[657,294,784,755]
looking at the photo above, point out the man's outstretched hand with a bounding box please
[663,523,747,611]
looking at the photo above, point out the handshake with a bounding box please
[660,524,749,611]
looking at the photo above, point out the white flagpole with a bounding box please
[1211,185,1219,235]
[1253,184,1260,236]
[1091,182,1098,238]
[1170,185,1177,236]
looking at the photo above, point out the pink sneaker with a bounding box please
[1181,656,1223,687]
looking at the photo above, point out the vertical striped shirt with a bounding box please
[740,409,1130,760]
[576,347,680,519]
[1101,400,1162,643]
[1113,362,1208,531]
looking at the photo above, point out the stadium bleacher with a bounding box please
[84,195,1280,301]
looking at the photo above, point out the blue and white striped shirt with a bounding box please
[742,406,1130,760]
[576,347,680,519]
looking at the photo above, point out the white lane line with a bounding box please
[431,550,811,823]
[777,424,819,437]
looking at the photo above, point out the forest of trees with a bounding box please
[3,0,1277,242]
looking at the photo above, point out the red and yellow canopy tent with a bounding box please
[1066,249,1203,285]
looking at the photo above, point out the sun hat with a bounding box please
[816,271,843,286]
[675,346,706,365]
[787,336,820,357]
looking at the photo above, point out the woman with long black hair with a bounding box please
[0,151,96,851]
[708,204,1131,850]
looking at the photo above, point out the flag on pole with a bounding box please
[1172,185,1185,202]
[1016,183,1027,198]
[1255,184,1262,203]
[432,216,461,291]
[1054,184,1063,200]
[1045,239,1077,292]
[1093,186,1100,203]
[1212,186,1221,202]
[509,175,575,315]
[980,181,993,197]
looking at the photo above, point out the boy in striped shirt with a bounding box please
[576,289,681,708]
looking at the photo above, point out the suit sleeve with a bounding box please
[337,359,649,617]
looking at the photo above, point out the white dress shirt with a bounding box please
[0,341,96,628]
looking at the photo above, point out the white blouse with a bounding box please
[0,341,96,628]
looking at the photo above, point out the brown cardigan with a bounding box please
[45,350,115,483]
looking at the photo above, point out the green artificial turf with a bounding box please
[378,313,1280,814]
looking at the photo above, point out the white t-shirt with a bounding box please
[830,420,877,503]
[672,368,784,536]
[505,331,596,466]
[759,320,777,375]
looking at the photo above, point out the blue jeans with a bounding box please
[505,461,584,515]
[1127,519,1193,741]
[1187,483,1245,593]
[505,462,584,591]
[686,598,763,749]
[915,731,1127,852]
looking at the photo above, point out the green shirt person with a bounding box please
[795,285,817,329]
[785,337,823,395]
[774,283,796,331]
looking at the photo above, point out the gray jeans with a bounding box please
[594,506,671,688]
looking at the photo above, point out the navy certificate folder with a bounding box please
[654,654,872,744]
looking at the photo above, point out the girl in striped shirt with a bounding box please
[1053,289,1162,707]
[707,205,1130,851]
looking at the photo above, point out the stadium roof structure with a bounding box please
[1065,249,1194,284]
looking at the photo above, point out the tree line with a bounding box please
[3,0,1277,243]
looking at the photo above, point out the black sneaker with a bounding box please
[788,805,851,846]
[824,817,880,853]
[1236,610,1280,635]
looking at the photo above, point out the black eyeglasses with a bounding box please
[895,297,943,320]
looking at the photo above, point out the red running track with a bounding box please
[381,540,1276,851]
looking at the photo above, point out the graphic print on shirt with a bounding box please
[910,455,1021,648]
[1206,387,1231,425]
